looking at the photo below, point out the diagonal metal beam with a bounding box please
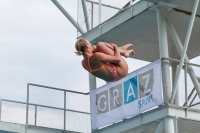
[165,10,200,105]
[169,0,200,104]
[165,11,200,106]
[155,119,164,133]
[189,93,197,106]
[183,87,195,106]
[51,0,85,34]
[81,0,90,31]
[190,101,200,107]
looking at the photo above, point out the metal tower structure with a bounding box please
[0,1,200,133]
[51,0,200,132]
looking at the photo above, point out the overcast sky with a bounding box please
[0,0,149,102]
[0,0,200,103]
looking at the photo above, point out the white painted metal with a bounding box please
[171,63,179,105]
[89,73,96,91]
[91,3,93,28]
[185,64,188,117]
[0,121,26,133]
[165,117,175,133]
[0,99,2,121]
[130,0,133,6]
[146,0,200,15]
[86,0,122,10]
[170,0,200,104]
[97,105,200,133]
[81,0,90,31]
[99,0,102,24]
[155,119,164,133]
[165,11,200,104]
[79,1,200,62]
[51,0,85,34]
[173,117,178,133]
[156,6,175,133]
[64,91,66,132]
[157,6,169,58]
[80,1,154,43]
[156,6,171,104]
[25,84,29,133]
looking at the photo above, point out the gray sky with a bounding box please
[0,0,199,103]
[0,0,149,102]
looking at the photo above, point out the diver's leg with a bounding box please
[96,42,134,58]
[96,42,130,77]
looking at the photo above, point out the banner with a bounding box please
[90,59,163,130]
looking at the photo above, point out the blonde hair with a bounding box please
[75,38,87,56]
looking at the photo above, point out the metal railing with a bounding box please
[77,0,141,36]
[0,84,91,133]
[162,57,200,114]
[26,83,90,133]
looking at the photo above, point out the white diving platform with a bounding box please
[95,105,200,133]
[80,0,200,62]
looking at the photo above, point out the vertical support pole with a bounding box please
[99,0,102,24]
[35,105,37,126]
[64,91,66,133]
[157,6,174,133]
[173,117,178,133]
[184,63,188,117]
[81,0,90,31]
[89,74,97,91]
[25,84,30,133]
[165,117,175,133]
[0,99,2,121]
[156,6,171,104]
[155,119,164,133]
[91,3,94,28]
[170,0,200,103]
[171,63,179,105]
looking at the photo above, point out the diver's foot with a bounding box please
[123,50,135,58]
[120,44,133,51]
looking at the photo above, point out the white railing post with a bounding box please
[99,0,102,24]
[0,99,2,121]
[35,105,37,126]
[64,91,66,133]
[25,84,30,133]
[81,0,90,31]
[171,63,179,105]
[91,3,94,28]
